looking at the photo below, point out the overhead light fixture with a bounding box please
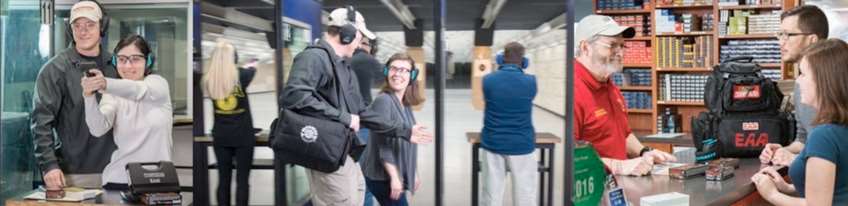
[481,0,507,28]
[380,0,417,29]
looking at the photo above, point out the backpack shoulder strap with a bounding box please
[304,44,348,110]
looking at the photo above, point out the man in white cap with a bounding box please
[32,0,118,190]
[572,15,676,176]
[281,7,429,206]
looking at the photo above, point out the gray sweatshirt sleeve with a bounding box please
[30,63,64,172]
[360,94,412,141]
[281,50,351,126]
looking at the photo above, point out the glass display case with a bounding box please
[1,0,42,204]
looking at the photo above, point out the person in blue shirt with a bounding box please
[752,39,848,206]
[480,42,538,206]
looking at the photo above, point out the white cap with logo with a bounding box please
[70,1,103,23]
[328,7,376,40]
[575,14,635,44]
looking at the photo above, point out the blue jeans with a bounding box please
[365,177,408,206]
[358,129,375,206]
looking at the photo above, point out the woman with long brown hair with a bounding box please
[752,38,848,205]
[358,53,433,205]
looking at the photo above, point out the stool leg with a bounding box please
[539,149,545,206]
[472,144,480,206]
[548,147,554,206]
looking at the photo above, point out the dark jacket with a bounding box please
[212,67,257,147]
[31,46,118,174]
[481,65,537,155]
[350,49,382,105]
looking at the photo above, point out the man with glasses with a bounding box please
[31,1,118,190]
[573,15,677,176]
[759,5,829,167]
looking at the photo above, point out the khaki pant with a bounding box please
[307,156,365,206]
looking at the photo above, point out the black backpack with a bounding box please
[692,57,795,161]
[704,57,783,114]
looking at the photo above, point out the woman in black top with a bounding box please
[359,53,432,205]
[201,39,256,206]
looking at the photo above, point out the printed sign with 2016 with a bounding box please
[573,142,606,206]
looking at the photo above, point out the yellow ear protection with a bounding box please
[66,0,110,40]
[383,62,419,84]
[337,5,358,45]
[496,53,529,69]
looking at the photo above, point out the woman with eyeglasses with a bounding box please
[752,39,848,206]
[358,53,433,206]
[81,34,173,190]
[202,39,257,206]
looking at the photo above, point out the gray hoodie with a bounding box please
[30,46,118,174]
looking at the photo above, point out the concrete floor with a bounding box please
[192,89,568,205]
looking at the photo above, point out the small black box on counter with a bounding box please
[708,158,740,169]
[706,165,735,181]
[669,164,709,179]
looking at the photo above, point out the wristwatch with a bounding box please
[639,146,654,157]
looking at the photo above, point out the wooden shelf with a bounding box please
[656,31,714,36]
[719,5,782,10]
[760,63,782,68]
[657,101,705,106]
[656,67,712,72]
[591,0,798,140]
[628,109,653,114]
[718,34,777,39]
[623,63,653,68]
[596,9,651,14]
[628,36,653,41]
[655,4,714,9]
[619,86,652,91]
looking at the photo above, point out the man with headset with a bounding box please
[31,0,119,189]
[480,42,539,206]
[280,7,380,205]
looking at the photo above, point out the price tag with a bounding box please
[607,187,628,206]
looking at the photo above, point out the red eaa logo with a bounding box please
[733,85,761,100]
[735,133,769,148]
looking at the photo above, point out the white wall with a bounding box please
[523,30,567,116]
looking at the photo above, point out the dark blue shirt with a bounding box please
[481,65,537,155]
[789,123,848,205]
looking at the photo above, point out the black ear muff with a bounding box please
[339,5,358,45]
[100,17,109,37]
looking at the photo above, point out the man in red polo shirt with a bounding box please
[573,15,676,176]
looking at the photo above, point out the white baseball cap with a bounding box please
[328,7,376,40]
[575,15,635,44]
[70,1,103,23]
